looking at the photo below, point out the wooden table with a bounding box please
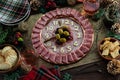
[61,60,120,80]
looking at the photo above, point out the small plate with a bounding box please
[0,44,21,73]
[98,37,120,60]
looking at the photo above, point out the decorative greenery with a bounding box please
[63,73,72,80]
[92,8,105,21]
[107,31,120,40]
[0,25,9,44]
[3,68,25,80]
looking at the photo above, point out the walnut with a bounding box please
[107,59,120,75]
[30,0,41,11]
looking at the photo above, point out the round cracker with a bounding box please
[6,55,17,66]
[0,62,12,70]
[1,46,12,55]
[4,49,17,58]
[0,55,5,63]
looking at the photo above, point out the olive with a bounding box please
[61,25,69,30]
[59,38,67,43]
[56,34,61,39]
[63,31,70,37]
[58,28,63,34]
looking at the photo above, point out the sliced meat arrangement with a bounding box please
[32,8,94,64]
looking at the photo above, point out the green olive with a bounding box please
[59,38,66,43]
[58,28,63,34]
[63,31,70,36]
[61,25,69,29]
[56,34,60,39]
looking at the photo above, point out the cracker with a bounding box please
[6,55,17,66]
[1,46,12,55]
[0,62,12,70]
[110,46,119,58]
[102,49,109,56]
[0,55,4,63]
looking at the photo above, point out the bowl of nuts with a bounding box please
[0,44,21,73]
[98,37,120,60]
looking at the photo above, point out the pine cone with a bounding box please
[30,0,41,11]
[107,59,120,75]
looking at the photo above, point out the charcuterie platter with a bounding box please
[32,8,94,64]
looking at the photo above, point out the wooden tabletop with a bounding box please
[61,60,120,80]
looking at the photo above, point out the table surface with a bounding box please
[61,60,120,80]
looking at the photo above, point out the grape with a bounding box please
[58,28,63,34]
[56,34,60,39]
[60,38,66,43]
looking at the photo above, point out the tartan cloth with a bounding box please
[0,0,30,23]
[19,65,61,80]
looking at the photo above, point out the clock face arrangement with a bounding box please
[32,8,94,64]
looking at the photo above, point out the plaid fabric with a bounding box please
[0,0,30,23]
[19,65,61,80]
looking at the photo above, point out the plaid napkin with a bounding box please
[0,0,29,23]
[19,65,61,80]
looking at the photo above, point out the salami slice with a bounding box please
[37,19,46,26]
[32,33,39,39]
[32,27,40,33]
[55,54,62,64]
[56,8,62,15]
[32,37,40,44]
[49,53,56,63]
[79,45,89,53]
[40,47,48,57]
[41,16,49,22]
[44,52,50,60]
[68,53,74,62]
[61,8,67,16]
[66,8,72,15]
[71,52,79,61]
[83,22,92,29]
[35,45,44,54]
[75,49,84,58]
[33,42,42,49]
[45,13,53,19]
[62,55,68,64]
[49,10,57,17]
[85,29,94,34]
